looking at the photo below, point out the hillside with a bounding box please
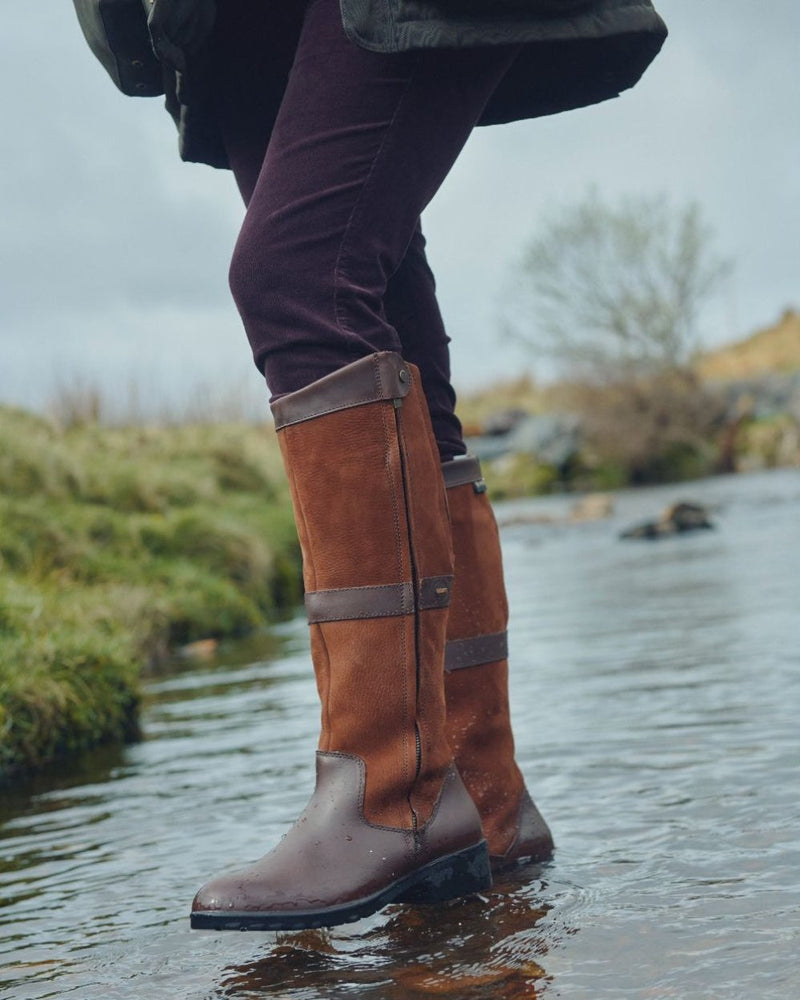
[695,309,800,380]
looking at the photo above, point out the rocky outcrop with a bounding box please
[465,413,581,466]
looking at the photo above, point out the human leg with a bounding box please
[194,0,520,929]
[380,215,553,863]
[213,2,470,457]
[385,268,554,864]
[210,0,304,204]
[224,0,519,395]
[214,0,549,874]
[383,223,467,462]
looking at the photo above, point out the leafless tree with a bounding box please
[504,190,731,381]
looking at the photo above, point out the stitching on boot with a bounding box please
[318,751,419,842]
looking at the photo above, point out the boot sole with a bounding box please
[190,840,490,931]
[490,843,555,874]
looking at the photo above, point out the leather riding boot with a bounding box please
[442,456,554,870]
[191,354,490,931]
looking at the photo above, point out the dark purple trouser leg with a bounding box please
[216,0,516,458]
[382,225,466,460]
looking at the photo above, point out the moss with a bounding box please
[0,407,303,783]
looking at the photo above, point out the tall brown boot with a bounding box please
[191,354,490,931]
[442,456,554,871]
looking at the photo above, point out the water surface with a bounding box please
[2,469,798,999]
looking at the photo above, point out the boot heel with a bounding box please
[395,841,491,904]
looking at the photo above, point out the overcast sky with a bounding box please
[1,2,798,417]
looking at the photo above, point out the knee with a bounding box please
[228,221,277,324]
[228,213,330,333]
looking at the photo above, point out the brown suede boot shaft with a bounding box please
[273,352,453,829]
[443,457,553,865]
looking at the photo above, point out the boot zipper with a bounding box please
[394,388,423,836]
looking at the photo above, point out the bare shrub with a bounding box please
[504,190,731,382]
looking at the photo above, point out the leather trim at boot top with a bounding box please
[305,576,454,623]
[442,455,484,490]
[445,631,509,671]
[271,352,411,429]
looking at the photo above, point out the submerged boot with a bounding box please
[442,456,554,871]
[191,354,490,931]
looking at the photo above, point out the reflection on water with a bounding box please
[216,878,551,1000]
[1,469,799,999]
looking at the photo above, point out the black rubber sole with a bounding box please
[190,840,491,931]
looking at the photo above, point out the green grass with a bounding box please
[0,407,302,781]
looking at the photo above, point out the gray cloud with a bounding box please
[2,2,798,412]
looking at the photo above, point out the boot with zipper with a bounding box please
[442,455,554,871]
[191,353,490,931]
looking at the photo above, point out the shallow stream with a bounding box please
[2,469,798,999]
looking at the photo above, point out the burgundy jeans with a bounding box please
[213,0,518,459]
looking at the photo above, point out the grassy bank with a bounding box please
[0,407,302,781]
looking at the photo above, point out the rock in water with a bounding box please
[620,501,714,540]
